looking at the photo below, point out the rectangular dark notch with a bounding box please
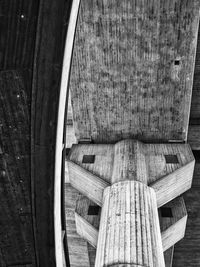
[88,205,100,215]
[82,155,95,164]
[174,60,180,65]
[66,148,70,156]
[192,150,200,163]
[164,155,179,164]
[160,207,173,218]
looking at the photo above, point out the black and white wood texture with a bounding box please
[95,181,165,267]
[67,140,195,207]
[69,0,199,143]
[75,195,187,254]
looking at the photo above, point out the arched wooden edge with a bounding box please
[54,0,80,266]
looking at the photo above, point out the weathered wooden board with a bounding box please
[31,0,72,265]
[188,125,200,150]
[69,0,200,143]
[164,246,174,267]
[0,0,39,70]
[65,185,90,267]
[159,197,187,252]
[67,142,194,208]
[190,23,200,119]
[66,186,184,267]
[173,162,200,266]
[0,70,36,265]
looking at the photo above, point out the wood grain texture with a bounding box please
[67,160,109,206]
[31,0,71,265]
[151,160,195,207]
[74,194,187,254]
[173,162,200,266]
[0,0,39,70]
[112,140,147,184]
[65,184,90,267]
[164,247,174,267]
[0,0,39,265]
[159,197,187,252]
[70,0,200,143]
[75,195,101,248]
[188,125,200,150]
[0,70,36,266]
[190,23,200,119]
[68,142,194,207]
[66,186,181,267]
[95,181,165,267]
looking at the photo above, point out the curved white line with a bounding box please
[54,0,80,266]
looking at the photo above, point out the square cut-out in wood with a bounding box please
[164,155,179,164]
[161,207,173,218]
[174,60,180,65]
[88,205,100,215]
[82,155,95,164]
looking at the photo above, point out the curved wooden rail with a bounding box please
[54,0,80,266]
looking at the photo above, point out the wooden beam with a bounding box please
[75,196,187,254]
[150,161,195,208]
[31,0,72,265]
[164,247,174,267]
[95,181,165,267]
[188,125,200,150]
[54,0,80,265]
[159,197,187,252]
[67,160,109,206]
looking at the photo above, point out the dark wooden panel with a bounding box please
[0,0,39,70]
[173,162,200,266]
[188,125,200,150]
[0,70,35,266]
[31,0,72,266]
[190,22,200,119]
[70,0,199,143]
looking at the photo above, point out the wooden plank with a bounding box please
[54,0,80,265]
[150,161,195,208]
[190,24,200,119]
[159,197,187,252]
[0,0,39,265]
[74,195,187,254]
[188,125,200,150]
[65,185,90,267]
[31,0,71,265]
[164,247,174,267]
[0,70,36,266]
[69,0,200,143]
[173,162,200,266]
[67,160,109,206]
[69,143,114,183]
[0,0,39,70]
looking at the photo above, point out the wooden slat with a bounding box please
[164,247,174,267]
[0,0,39,70]
[31,0,71,265]
[67,160,109,206]
[65,185,90,267]
[69,0,200,143]
[159,197,187,252]
[0,70,35,266]
[74,195,187,254]
[151,161,195,208]
[188,125,200,150]
[173,163,200,266]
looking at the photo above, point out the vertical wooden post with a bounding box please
[111,140,148,184]
[95,140,165,267]
[95,181,165,267]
